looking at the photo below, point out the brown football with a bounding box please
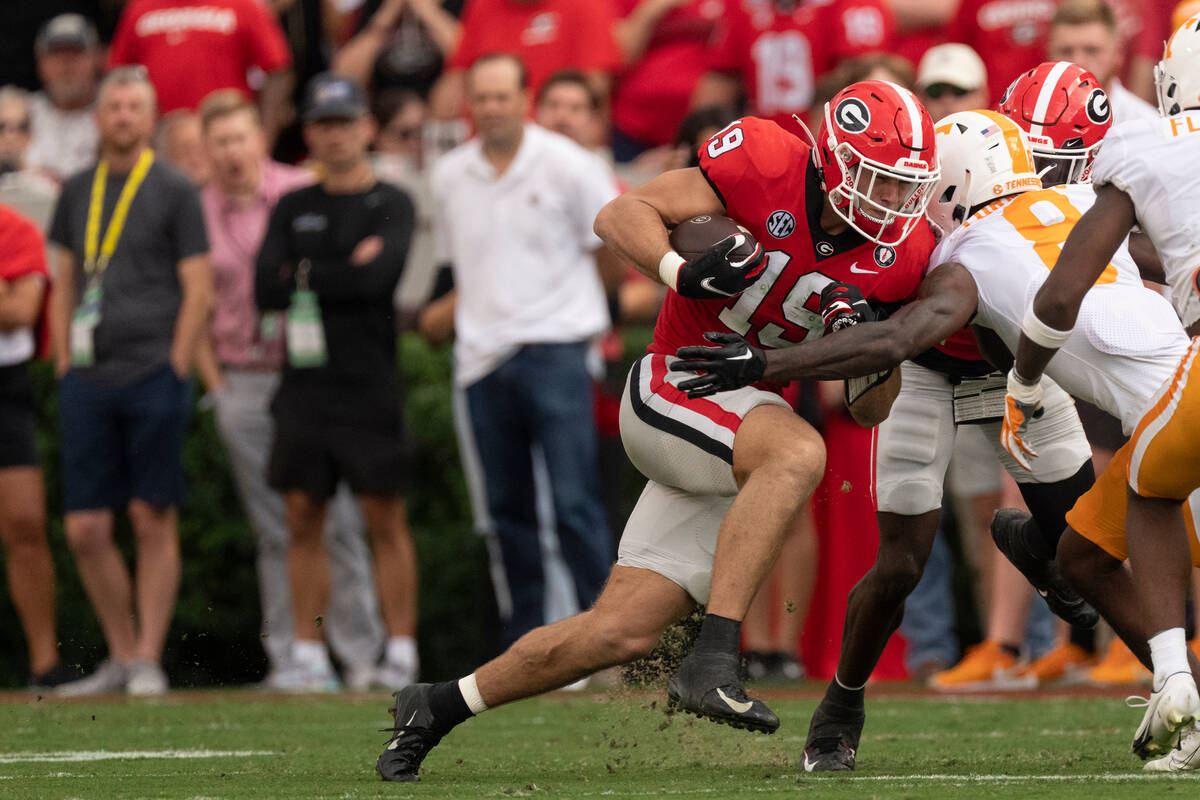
[668,214,758,262]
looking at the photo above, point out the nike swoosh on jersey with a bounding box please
[849,262,878,274]
[715,687,753,713]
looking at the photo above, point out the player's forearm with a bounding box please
[762,321,913,381]
[846,369,900,428]
[1012,333,1059,384]
[594,195,674,285]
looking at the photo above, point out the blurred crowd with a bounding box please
[0,0,1191,695]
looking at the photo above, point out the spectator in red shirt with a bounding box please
[692,0,895,130]
[429,0,622,121]
[610,0,727,162]
[108,0,293,147]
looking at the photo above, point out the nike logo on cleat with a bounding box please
[803,752,818,772]
[715,687,753,714]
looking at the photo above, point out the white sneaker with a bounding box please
[1145,723,1200,771]
[1132,671,1200,759]
[372,659,417,690]
[55,660,128,697]
[344,663,377,692]
[271,661,342,693]
[126,661,168,696]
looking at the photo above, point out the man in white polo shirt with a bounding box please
[431,53,616,647]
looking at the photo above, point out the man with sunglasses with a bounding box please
[914,43,989,124]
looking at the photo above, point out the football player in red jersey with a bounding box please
[670,68,1138,772]
[373,80,939,783]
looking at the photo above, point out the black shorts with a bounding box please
[268,383,408,500]
[0,361,39,469]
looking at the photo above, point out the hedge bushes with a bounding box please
[0,335,498,687]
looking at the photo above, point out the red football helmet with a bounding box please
[998,61,1113,186]
[815,80,940,247]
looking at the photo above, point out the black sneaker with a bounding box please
[990,509,1099,629]
[667,650,780,733]
[29,662,79,691]
[377,684,442,782]
[801,697,864,772]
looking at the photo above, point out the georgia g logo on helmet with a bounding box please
[834,98,871,133]
[1085,88,1111,124]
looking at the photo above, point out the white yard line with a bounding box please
[0,749,275,764]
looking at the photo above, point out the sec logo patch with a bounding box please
[874,244,896,268]
[766,210,796,238]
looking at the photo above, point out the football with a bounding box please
[668,214,758,262]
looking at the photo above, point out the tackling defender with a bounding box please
[1003,16,1200,765]
[374,80,940,782]
[672,109,1195,770]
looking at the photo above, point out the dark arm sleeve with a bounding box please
[255,197,296,311]
[306,189,414,306]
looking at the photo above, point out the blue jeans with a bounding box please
[464,342,612,645]
[901,529,958,670]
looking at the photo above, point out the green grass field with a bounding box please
[2,686,1196,799]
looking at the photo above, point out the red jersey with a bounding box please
[950,0,1156,105]
[0,205,50,358]
[611,0,726,147]
[108,0,292,114]
[650,117,933,379]
[710,0,894,128]
[450,0,622,101]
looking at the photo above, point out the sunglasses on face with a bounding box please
[923,83,972,99]
[0,119,30,135]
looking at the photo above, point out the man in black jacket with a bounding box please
[256,72,419,691]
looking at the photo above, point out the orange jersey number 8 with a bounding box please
[1000,190,1118,285]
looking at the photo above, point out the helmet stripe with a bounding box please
[1029,61,1072,137]
[884,80,924,150]
[975,109,1036,174]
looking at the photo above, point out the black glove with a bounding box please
[670,332,767,398]
[819,281,877,334]
[675,234,767,299]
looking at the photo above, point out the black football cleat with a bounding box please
[990,508,1099,630]
[377,683,442,782]
[801,696,864,772]
[667,650,780,733]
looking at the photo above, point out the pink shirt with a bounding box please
[202,160,312,369]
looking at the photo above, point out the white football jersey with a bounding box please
[1090,111,1200,327]
[931,184,1189,433]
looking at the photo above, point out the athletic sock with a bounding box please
[427,676,483,738]
[826,677,865,711]
[1149,627,1190,689]
[694,613,741,656]
[293,639,331,672]
[999,642,1022,660]
[385,636,418,670]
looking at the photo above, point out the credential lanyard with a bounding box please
[84,149,155,277]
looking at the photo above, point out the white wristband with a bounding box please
[1007,369,1042,405]
[1021,305,1073,349]
[658,251,685,292]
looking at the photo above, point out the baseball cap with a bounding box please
[36,13,99,53]
[303,73,368,121]
[916,43,987,92]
